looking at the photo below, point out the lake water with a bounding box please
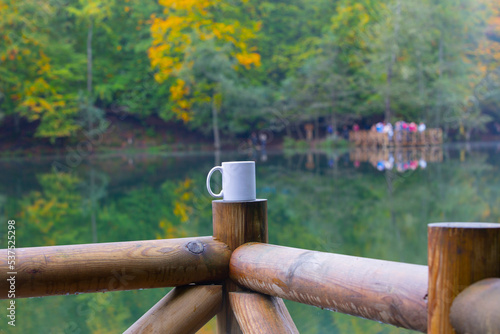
[1,143,499,333]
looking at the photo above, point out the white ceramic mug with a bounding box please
[206,161,256,201]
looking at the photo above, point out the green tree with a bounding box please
[81,0,168,120]
[67,0,116,133]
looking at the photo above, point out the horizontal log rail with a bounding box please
[230,242,428,332]
[0,236,230,299]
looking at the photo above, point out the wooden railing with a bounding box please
[1,199,499,334]
[349,129,443,147]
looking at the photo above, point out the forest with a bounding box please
[1,0,500,146]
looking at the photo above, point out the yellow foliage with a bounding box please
[236,52,261,69]
[22,173,83,239]
[482,205,491,219]
[180,111,191,122]
[177,99,190,109]
[197,317,216,333]
[156,219,186,239]
[170,78,188,100]
[172,177,194,222]
[38,62,51,74]
[331,1,372,53]
[173,202,190,222]
[149,0,260,122]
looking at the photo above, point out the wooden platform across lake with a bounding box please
[349,129,443,147]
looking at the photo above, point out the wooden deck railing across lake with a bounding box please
[349,129,443,147]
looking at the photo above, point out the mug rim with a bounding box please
[221,161,255,165]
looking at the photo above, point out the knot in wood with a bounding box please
[186,241,205,254]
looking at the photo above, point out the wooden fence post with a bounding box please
[213,199,268,334]
[427,222,500,333]
[229,292,299,334]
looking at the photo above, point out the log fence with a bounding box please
[1,200,499,333]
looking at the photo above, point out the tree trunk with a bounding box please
[465,128,471,142]
[331,89,337,137]
[212,95,221,151]
[14,113,20,134]
[385,0,401,124]
[87,20,93,133]
[417,48,427,122]
[315,114,320,140]
[295,122,304,140]
[385,65,393,124]
[435,31,444,127]
[285,124,292,138]
[90,168,97,243]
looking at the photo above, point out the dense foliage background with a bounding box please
[1,0,499,144]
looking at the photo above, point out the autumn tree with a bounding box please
[149,0,261,149]
[0,0,166,141]
[0,0,82,140]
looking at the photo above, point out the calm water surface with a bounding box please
[1,143,499,333]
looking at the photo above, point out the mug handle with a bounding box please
[206,166,223,198]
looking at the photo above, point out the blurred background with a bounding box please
[1,0,500,333]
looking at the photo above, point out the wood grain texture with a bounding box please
[0,236,230,298]
[230,292,299,334]
[124,285,222,334]
[450,278,500,334]
[428,223,500,334]
[212,200,268,334]
[230,242,428,332]
[212,200,268,251]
